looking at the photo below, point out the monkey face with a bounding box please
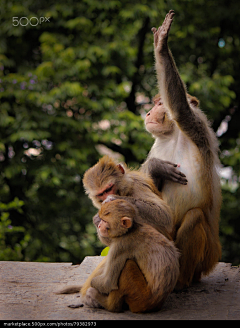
[98,219,110,237]
[98,200,134,238]
[145,97,174,137]
[83,156,128,209]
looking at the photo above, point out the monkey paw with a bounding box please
[93,213,101,227]
[152,10,175,49]
[91,276,117,295]
[102,195,116,204]
[84,287,103,309]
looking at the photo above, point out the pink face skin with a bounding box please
[98,219,110,237]
[95,183,117,202]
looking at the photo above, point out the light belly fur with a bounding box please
[151,133,205,222]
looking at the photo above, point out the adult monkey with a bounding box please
[141,10,222,289]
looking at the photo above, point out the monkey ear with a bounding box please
[188,95,200,107]
[117,164,125,174]
[120,216,132,229]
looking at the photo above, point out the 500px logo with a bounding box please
[12,17,51,27]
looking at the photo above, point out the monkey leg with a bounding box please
[81,256,107,297]
[92,260,163,313]
[122,260,165,313]
[193,219,221,281]
[175,208,207,290]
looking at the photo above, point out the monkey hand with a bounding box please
[151,10,175,52]
[148,157,188,185]
[93,213,101,227]
[91,275,118,295]
[102,195,117,204]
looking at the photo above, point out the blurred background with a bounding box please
[0,0,240,265]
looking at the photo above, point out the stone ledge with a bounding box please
[0,258,239,320]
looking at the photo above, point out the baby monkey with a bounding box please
[84,199,180,313]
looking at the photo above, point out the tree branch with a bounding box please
[125,17,150,114]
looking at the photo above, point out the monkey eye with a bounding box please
[96,183,114,198]
[104,184,114,194]
[103,211,111,216]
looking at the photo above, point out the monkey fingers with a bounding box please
[153,10,175,50]
[159,10,175,34]
[102,195,116,204]
[160,161,188,184]
[169,168,188,185]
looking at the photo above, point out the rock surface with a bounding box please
[0,257,239,320]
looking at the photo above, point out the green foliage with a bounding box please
[0,0,240,264]
[0,198,30,260]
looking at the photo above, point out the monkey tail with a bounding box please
[55,285,82,294]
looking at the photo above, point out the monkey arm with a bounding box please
[91,246,128,295]
[153,11,210,151]
[134,198,173,236]
[142,158,188,189]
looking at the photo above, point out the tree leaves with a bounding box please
[0,0,240,264]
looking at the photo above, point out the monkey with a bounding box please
[83,199,180,313]
[57,155,178,301]
[58,11,221,298]
[82,155,173,240]
[141,10,222,289]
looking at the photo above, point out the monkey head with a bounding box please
[145,94,199,137]
[145,95,174,137]
[82,156,132,209]
[98,199,135,239]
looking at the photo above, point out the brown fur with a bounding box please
[58,155,175,299]
[79,156,176,302]
[83,155,173,238]
[84,200,179,313]
[143,10,222,289]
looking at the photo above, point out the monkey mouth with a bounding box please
[146,122,158,125]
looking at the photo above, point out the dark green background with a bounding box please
[1,0,240,265]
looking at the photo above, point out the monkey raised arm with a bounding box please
[152,10,210,151]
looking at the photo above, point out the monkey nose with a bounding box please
[146,111,151,116]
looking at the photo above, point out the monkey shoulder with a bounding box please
[129,171,157,192]
[137,224,166,243]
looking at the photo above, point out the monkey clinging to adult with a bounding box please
[83,155,173,239]
[141,10,222,289]
[78,155,177,300]
[57,155,177,299]
[82,199,179,313]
